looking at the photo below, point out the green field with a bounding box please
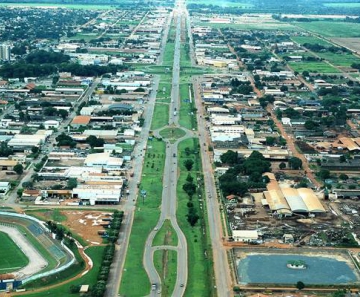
[119,140,166,296]
[159,128,186,143]
[317,51,360,67]
[151,103,169,130]
[324,2,360,7]
[295,21,360,37]
[0,2,116,9]
[22,246,105,297]
[291,36,333,46]
[152,219,178,247]
[176,139,215,297]
[154,250,177,297]
[0,231,29,273]
[186,0,253,7]
[288,61,340,73]
[195,21,296,30]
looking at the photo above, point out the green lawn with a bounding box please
[288,61,340,73]
[152,219,178,247]
[154,250,177,297]
[295,21,360,37]
[159,128,186,143]
[291,36,332,46]
[163,43,175,67]
[119,140,166,296]
[22,246,105,297]
[176,138,215,297]
[316,52,360,67]
[186,0,253,7]
[179,83,197,130]
[195,21,296,30]
[151,103,169,130]
[0,231,29,273]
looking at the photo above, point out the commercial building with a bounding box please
[262,173,325,217]
[84,152,123,170]
[232,230,259,242]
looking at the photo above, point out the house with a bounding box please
[0,182,10,196]
[44,120,60,130]
[0,160,17,170]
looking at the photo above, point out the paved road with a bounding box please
[143,1,189,297]
[193,76,233,297]
[104,75,160,297]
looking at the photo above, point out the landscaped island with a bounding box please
[287,260,307,270]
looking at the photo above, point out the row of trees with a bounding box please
[182,157,200,227]
[219,151,272,196]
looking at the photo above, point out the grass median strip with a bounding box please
[176,138,215,297]
[154,249,177,297]
[120,140,166,296]
[152,219,178,247]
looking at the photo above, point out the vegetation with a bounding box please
[0,231,29,273]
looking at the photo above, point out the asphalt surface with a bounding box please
[193,76,232,297]
[143,1,189,297]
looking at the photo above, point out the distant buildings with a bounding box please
[0,44,10,61]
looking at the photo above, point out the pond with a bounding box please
[238,253,359,285]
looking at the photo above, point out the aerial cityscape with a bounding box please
[1,0,360,296]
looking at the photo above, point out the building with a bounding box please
[8,133,47,150]
[0,182,10,196]
[44,120,60,130]
[262,173,325,217]
[0,159,17,170]
[232,230,259,242]
[72,184,122,205]
[0,44,10,61]
[84,152,123,170]
[71,116,91,128]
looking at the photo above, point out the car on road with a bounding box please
[151,284,157,291]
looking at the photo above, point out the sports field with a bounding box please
[0,231,29,273]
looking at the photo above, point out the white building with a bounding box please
[84,152,123,170]
[232,230,259,242]
[0,182,10,196]
[44,120,60,130]
[72,184,122,205]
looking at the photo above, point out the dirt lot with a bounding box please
[331,37,360,52]
[63,211,112,244]
[32,210,112,244]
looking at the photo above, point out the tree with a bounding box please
[339,155,346,163]
[296,281,305,290]
[31,146,39,154]
[288,157,302,170]
[339,173,349,180]
[17,188,24,198]
[186,174,193,183]
[184,159,194,171]
[187,207,199,226]
[13,163,24,175]
[220,150,238,165]
[58,109,69,119]
[266,136,277,146]
[304,120,317,130]
[317,169,330,180]
[86,135,105,148]
[67,178,78,189]
[182,182,196,197]
[279,162,286,170]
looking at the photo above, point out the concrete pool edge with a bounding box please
[233,247,360,288]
